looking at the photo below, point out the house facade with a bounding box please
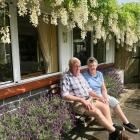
[0,1,125,110]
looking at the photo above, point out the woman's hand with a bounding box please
[97,96,108,104]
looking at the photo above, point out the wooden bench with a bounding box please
[47,76,96,128]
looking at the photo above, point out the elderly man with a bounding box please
[61,57,123,140]
[82,57,139,133]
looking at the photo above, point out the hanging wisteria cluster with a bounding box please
[0,0,140,50]
[17,0,41,27]
[0,26,10,44]
[0,0,5,8]
[0,0,10,44]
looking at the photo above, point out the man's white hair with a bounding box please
[69,57,80,68]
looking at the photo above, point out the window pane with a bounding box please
[73,27,91,66]
[93,39,106,63]
[17,16,59,79]
[0,4,13,84]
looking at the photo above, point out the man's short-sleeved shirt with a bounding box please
[61,71,92,99]
[82,70,104,96]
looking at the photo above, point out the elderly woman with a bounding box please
[82,57,139,133]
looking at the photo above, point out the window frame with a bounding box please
[72,28,92,66]
[0,1,60,88]
[72,28,115,65]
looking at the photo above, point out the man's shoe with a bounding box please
[109,129,122,140]
[123,122,139,133]
[113,123,125,131]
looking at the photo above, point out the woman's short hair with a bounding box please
[87,57,98,65]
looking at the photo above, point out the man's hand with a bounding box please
[80,98,95,110]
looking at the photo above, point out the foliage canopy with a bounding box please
[0,0,140,50]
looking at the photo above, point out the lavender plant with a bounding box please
[101,68,124,98]
[0,95,74,140]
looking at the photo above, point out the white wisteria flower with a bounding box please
[133,45,137,53]
[120,31,125,45]
[17,0,28,16]
[58,8,68,26]
[29,0,41,27]
[51,0,63,7]
[89,0,98,7]
[98,14,104,23]
[94,22,102,39]
[51,11,58,25]
[67,21,76,30]
[93,38,97,44]
[108,13,119,35]
[18,0,41,27]
[101,27,107,41]
[81,30,87,39]
[0,0,6,8]
[108,34,112,40]
[125,25,139,48]
[90,13,97,21]
[43,13,49,24]
[73,0,88,30]
[85,20,94,31]
[0,26,11,44]
[137,20,140,36]
[30,10,39,27]
[92,14,104,40]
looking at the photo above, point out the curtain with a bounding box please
[50,24,58,72]
[37,19,58,73]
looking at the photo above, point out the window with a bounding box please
[17,16,59,79]
[0,2,59,85]
[93,39,106,63]
[73,27,91,66]
[73,27,106,65]
[0,4,13,84]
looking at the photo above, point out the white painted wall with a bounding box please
[58,24,73,72]
[9,1,21,83]
[106,37,124,84]
[106,37,115,63]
